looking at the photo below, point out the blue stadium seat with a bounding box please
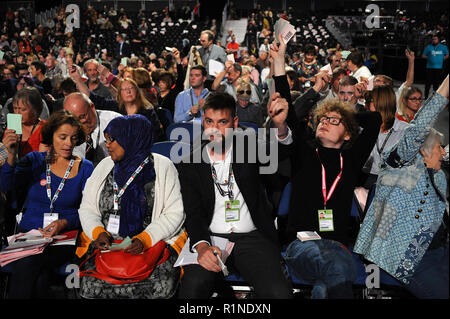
[238,122,259,133]
[151,141,191,161]
[166,122,202,144]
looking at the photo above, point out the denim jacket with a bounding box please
[354,92,449,284]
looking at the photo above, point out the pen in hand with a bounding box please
[213,250,229,276]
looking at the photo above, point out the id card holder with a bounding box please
[107,214,120,234]
[43,213,59,228]
[318,209,334,232]
[225,200,240,222]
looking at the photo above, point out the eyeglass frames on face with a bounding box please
[319,116,343,126]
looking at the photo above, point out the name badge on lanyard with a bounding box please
[44,156,75,228]
[316,149,343,232]
[225,200,240,222]
[108,157,150,234]
[211,163,240,222]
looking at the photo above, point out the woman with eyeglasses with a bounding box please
[397,86,424,123]
[69,66,164,142]
[235,78,265,127]
[361,85,410,189]
[76,115,185,299]
[268,35,382,298]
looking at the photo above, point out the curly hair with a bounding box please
[313,99,360,149]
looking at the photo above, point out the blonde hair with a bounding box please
[398,86,422,123]
[117,78,154,113]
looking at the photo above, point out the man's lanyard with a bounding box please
[85,111,100,154]
[112,157,150,212]
[46,156,75,213]
[211,164,234,201]
[316,149,343,209]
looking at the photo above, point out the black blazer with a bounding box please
[176,137,279,251]
[115,41,132,59]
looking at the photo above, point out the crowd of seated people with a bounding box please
[0,2,448,300]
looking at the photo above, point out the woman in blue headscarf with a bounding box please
[76,114,186,299]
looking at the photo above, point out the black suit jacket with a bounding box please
[176,138,279,251]
[115,41,132,59]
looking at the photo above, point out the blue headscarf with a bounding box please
[104,114,156,237]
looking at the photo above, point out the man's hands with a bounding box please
[312,71,331,93]
[196,242,223,272]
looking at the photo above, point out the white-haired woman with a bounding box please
[355,75,449,299]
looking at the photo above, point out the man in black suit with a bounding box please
[177,92,293,299]
[114,33,131,59]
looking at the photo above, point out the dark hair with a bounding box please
[286,70,301,91]
[232,63,242,75]
[60,77,78,94]
[191,65,207,77]
[339,75,358,87]
[203,92,236,118]
[41,110,87,149]
[16,63,29,72]
[346,50,364,67]
[150,59,160,68]
[157,71,175,87]
[31,61,47,74]
[304,44,316,56]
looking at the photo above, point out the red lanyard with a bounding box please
[316,149,343,209]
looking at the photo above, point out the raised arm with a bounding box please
[390,75,449,164]
[404,49,415,87]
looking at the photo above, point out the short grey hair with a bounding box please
[421,128,444,156]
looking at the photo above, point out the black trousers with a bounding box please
[425,68,443,99]
[178,230,293,299]
[7,245,76,299]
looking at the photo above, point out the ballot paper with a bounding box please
[320,63,333,76]
[367,75,375,91]
[100,236,133,252]
[174,236,234,268]
[274,18,296,44]
[208,59,224,77]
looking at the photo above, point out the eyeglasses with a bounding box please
[120,87,136,92]
[339,91,354,96]
[408,97,424,102]
[319,116,343,126]
[237,90,252,95]
[105,136,116,144]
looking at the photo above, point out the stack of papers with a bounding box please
[0,229,78,267]
[174,236,234,267]
[274,18,296,44]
